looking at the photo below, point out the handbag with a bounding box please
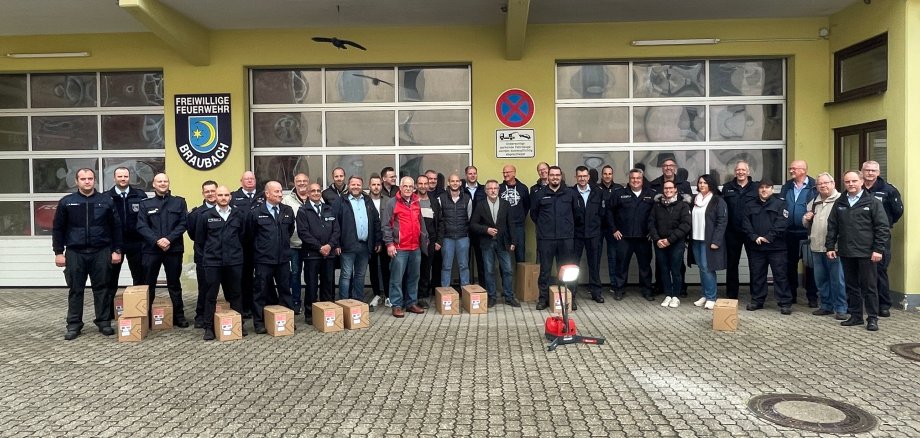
[800,238,814,268]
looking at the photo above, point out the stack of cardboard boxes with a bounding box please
[117,285,149,343]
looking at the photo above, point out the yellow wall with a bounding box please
[2,16,843,265]
[828,0,912,294]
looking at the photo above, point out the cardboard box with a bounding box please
[114,290,125,320]
[116,316,148,342]
[151,297,173,331]
[214,310,243,342]
[336,299,370,329]
[713,299,739,331]
[435,287,460,315]
[312,302,343,333]
[461,284,488,314]
[549,285,572,314]
[515,263,540,303]
[264,305,295,336]
[122,285,149,318]
[216,299,231,313]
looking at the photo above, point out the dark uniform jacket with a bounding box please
[296,201,340,259]
[196,207,246,267]
[826,192,891,258]
[107,186,147,253]
[186,200,214,263]
[437,191,472,242]
[573,185,605,239]
[648,196,692,245]
[52,190,122,254]
[596,181,624,232]
[865,176,903,228]
[470,198,516,250]
[137,192,188,254]
[322,183,347,205]
[742,195,787,252]
[649,176,693,197]
[247,202,295,264]
[499,178,530,226]
[231,188,264,211]
[332,195,380,255]
[721,178,759,234]
[530,185,577,240]
[607,186,657,238]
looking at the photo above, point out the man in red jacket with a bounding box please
[381,176,428,318]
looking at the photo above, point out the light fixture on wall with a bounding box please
[6,51,91,59]
[631,38,720,46]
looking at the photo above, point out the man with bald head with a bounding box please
[137,173,190,327]
[246,181,296,334]
[232,170,264,318]
[780,160,818,307]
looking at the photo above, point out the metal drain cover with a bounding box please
[748,393,877,434]
[890,343,920,362]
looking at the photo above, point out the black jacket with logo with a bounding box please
[530,185,577,240]
[52,190,122,254]
[742,195,787,252]
[826,192,890,258]
[187,200,214,263]
[721,178,759,233]
[231,187,264,211]
[137,192,188,254]
[864,176,903,228]
[107,186,147,253]
[607,186,657,238]
[573,185,605,239]
[246,202,295,264]
[296,201,340,259]
[196,207,246,267]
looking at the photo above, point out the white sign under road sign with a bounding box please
[496,129,534,158]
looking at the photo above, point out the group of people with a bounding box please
[52,157,901,341]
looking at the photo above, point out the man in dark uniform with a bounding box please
[573,166,607,303]
[246,181,296,334]
[596,165,623,295]
[743,180,793,314]
[607,169,657,301]
[53,168,123,340]
[231,170,264,318]
[322,166,348,205]
[861,160,903,317]
[186,180,217,328]
[531,165,578,311]
[137,173,189,327]
[298,183,340,323]
[195,186,247,340]
[105,167,147,321]
[721,160,758,299]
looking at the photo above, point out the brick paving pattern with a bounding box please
[0,287,918,437]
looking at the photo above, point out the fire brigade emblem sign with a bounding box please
[175,93,232,170]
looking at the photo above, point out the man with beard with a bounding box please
[322,166,348,205]
[596,165,623,296]
[187,180,217,328]
[105,167,147,322]
[334,176,381,302]
[367,175,391,310]
[531,166,578,311]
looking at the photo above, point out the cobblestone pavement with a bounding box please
[1,287,918,437]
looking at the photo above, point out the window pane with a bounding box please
[558,107,629,143]
[633,62,705,98]
[33,158,98,193]
[253,155,322,191]
[0,74,27,109]
[252,69,321,105]
[710,60,784,96]
[709,104,783,141]
[557,151,630,185]
[100,72,164,107]
[868,129,887,178]
[328,154,396,186]
[34,201,57,236]
[326,111,394,146]
[326,68,395,103]
[398,110,468,146]
[841,44,887,93]
[0,116,28,151]
[32,115,98,151]
[0,201,31,236]
[633,150,706,184]
[252,112,322,147]
[102,114,165,150]
[556,64,629,99]
[839,134,861,174]
[0,159,30,193]
[102,157,164,192]
[399,153,469,180]
[709,149,784,186]
[30,73,97,108]
[398,67,470,102]
[634,106,705,142]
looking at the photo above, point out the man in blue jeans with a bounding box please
[802,172,847,319]
[437,173,472,288]
[471,180,520,307]
[382,177,428,317]
[333,176,381,301]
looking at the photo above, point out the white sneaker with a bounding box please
[694,297,707,307]
[369,296,380,307]
[384,297,393,308]
[661,297,672,307]
[704,300,716,310]
[669,297,680,308]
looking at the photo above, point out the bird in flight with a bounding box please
[352,73,393,86]
[312,37,366,51]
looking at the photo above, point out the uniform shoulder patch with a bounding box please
[782,209,789,218]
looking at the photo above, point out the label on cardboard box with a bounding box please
[276,314,287,332]
[351,308,361,324]
[471,294,481,310]
[221,317,232,336]
[153,308,164,325]
[443,298,453,310]
[325,310,335,327]
[554,297,562,310]
[119,319,131,336]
